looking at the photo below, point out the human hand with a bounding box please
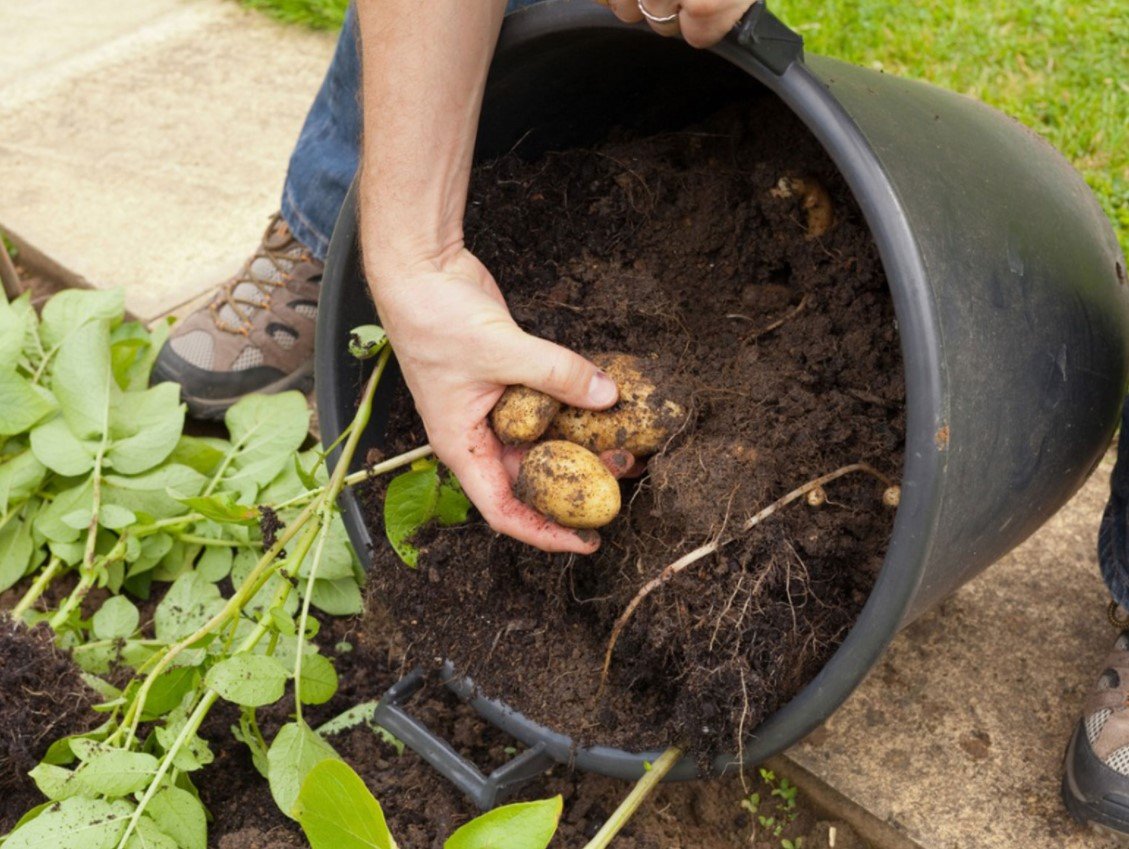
[368,248,629,554]
[599,0,755,47]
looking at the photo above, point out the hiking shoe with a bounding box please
[152,213,321,419]
[1062,624,1129,838]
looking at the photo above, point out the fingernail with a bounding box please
[612,451,631,471]
[574,529,599,545]
[587,371,618,407]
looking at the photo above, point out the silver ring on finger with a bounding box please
[637,0,679,25]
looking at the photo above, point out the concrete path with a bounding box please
[784,454,1121,849]
[1,0,335,321]
[3,2,1122,847]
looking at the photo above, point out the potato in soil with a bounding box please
[515,440,621,528]
[548,353,688,456]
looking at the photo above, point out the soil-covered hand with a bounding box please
[600,0,754,47]
[369,248,624,554]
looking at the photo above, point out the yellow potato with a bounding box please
[490,385,561,445]
[770,175,834,239]
[515,441,621,529]
[548,353,687,456]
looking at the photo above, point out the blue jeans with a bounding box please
[1100,401,1129,610]
[280,0,541,260]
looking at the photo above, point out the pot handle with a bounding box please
[372,668,558,810]
[735,1,805,75]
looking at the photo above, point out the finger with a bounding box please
[492,331,619,411]
[598,449,636,480]
[679,0,749,47]
[606,0,644,22]
[622,457,648,479]
[500,443,528,483]
[448,424,601,554]
[636,0,681,36]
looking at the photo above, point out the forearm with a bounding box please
[356,0,506,279]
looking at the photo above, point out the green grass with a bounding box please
[240,0,347,30]
[244,0,1126,254]
[778,0,1127,255]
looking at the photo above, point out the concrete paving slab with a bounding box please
[0,0,336,320]
[0,0,186,92]
[787,452,1122,849]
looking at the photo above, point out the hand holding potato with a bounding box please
[369,249,621,554]
[490,351,689,530]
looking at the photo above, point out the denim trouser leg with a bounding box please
[1100,399,1129,610]
[280,0,544,261]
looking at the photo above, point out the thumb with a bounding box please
[495,331,619,410]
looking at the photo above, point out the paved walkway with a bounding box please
[2,2,1120,846]
[1,0,335,320]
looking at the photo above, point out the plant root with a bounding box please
[598,462,893,694]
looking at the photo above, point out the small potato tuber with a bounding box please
[548,353,688,456]
[515,441,621,529]
[490,385,561,445]
[770,175,834,239]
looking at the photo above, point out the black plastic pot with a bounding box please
[316,0,1129,803]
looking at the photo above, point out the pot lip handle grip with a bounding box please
[734,0,805,75]
[372,667,558,811]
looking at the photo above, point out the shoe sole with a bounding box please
[1062,725,1129,841]
[151,357,315,422]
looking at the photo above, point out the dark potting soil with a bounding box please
[360,99,905,758]
[196,605,831,849]
[0,619,99,832]
[0,577,853,847]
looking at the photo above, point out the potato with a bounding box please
[770,175,834,239]
[515,441,621,529]
[490,385,561,445]
[548,353,687,456]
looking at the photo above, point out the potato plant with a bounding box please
[0,291,674,849]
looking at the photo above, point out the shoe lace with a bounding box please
[209,214,309,334]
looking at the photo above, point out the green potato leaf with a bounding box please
[295,759,397,849]
[297,653,338,706]
[1,796,133,849]
[29,415,97,476]
[166,435,230,476]
[36,479,94,543]
[146,786,206,849]
[0,445,47,513]
[309,575,363,616]
[267,721,342,819]
[0,371,56,435]
[28,763,80,802]
[73,749,159,797]
[52,319,116,440]
[92,595,140,640]
[443,797,562,849]
[0,292,36,363]
[0,518,36,593]
[206,654,290,708]
[105,382,185,474]
[346,325,389,361]
[154,572,225,642]
[39,288,124,349]
[123,816,178,849]
[221,392,311,501]
[384,460,470,568]
[176,492,259,525]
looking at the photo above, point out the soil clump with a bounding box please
[0,619,99,832]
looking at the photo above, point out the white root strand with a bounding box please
[598,462,892,692]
